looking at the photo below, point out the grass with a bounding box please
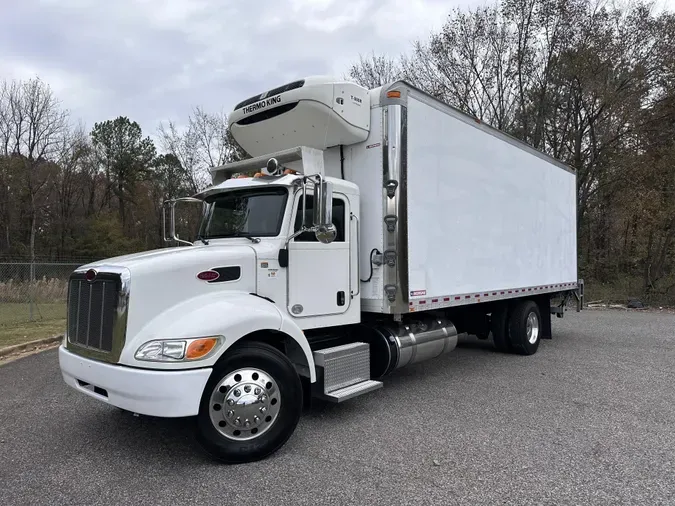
[0,302,66,325]
[0,302,66,348]
[0,276,69,348]
[0,277,68,303]
[0,320,65,347]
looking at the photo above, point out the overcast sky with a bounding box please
[1,0,673,141]
[0,0,467,136]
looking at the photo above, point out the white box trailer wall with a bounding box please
[347,82,577,315]
[405,86,577,307]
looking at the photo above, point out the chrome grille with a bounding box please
[67,273,120,353]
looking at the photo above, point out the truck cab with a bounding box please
[59,77,382,464]
[191,168,361,328]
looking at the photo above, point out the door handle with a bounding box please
[350,212,360,298]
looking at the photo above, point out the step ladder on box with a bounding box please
[312,342,383,402]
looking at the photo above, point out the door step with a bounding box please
[324,380,383,403]
[312,342,383,403]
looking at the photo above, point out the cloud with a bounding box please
[0,0,597,139]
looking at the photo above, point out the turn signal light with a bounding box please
[387,90,401,98]
[186,337,219,360]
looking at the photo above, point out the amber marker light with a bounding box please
[387,90,401,98]
[186,337,219,360]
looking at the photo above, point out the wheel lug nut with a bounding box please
[244,419,251,428]
[244,385,251,393]
[259,394,267,402]
[259,407,267,414]
[227,399,234,406]
[234,417,241,426]
[227,410,234,418]
[253,416,260,424]
[234,389,241,397]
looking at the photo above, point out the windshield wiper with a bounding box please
[204,232,260,243]
[196,234,209,245]
[230,231,261,243]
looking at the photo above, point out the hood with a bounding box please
[81,245,220,270]
[81,244,259,276]
[82,244,259,341]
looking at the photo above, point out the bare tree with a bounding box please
[158,106,247,193]
[0,78,69,160]
[156,119,202,193]
[401,4,535,131]
[0,77,68,265]
[346,52,402,88]
[52,122,90,255]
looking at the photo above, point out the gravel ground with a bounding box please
[1,309,674,505]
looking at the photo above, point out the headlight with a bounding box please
[135,336,222,362]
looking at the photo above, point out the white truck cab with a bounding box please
[59,76,583,464]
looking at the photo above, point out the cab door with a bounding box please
[287,192,351,318]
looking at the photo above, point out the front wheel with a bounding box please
[196,341,303,464]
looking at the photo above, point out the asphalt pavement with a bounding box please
[2,309,675,505]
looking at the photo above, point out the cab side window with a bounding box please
[293,195,346,242]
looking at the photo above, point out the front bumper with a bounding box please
[58,345,212,417]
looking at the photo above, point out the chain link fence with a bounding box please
[0,260,90,345]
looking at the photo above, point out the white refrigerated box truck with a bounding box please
[58,76,583,463]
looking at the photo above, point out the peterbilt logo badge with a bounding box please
[197,270,220,282]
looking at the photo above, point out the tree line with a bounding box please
[0,79,247,261]
[1,0,673,303]
[348,0,675,303]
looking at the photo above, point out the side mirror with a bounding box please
[162,197,203,247]
[313,179,336,244]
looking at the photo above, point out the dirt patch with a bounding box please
[585,304,675,314]
[0,340,61,365]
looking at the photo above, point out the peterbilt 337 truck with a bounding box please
[58,76,583,463]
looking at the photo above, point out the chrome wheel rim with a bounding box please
[208,368,281,441]
[526,312,540,344]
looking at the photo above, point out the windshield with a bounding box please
[199,187,288,239]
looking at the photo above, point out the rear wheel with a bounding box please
[507,300,541,355]
[490,303,512,353]
[196,341,303,464]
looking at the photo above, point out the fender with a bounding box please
[119,291,316,382]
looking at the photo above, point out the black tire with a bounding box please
[507,300,542,355]
[490,303,512,353]
[196,341,303,464]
